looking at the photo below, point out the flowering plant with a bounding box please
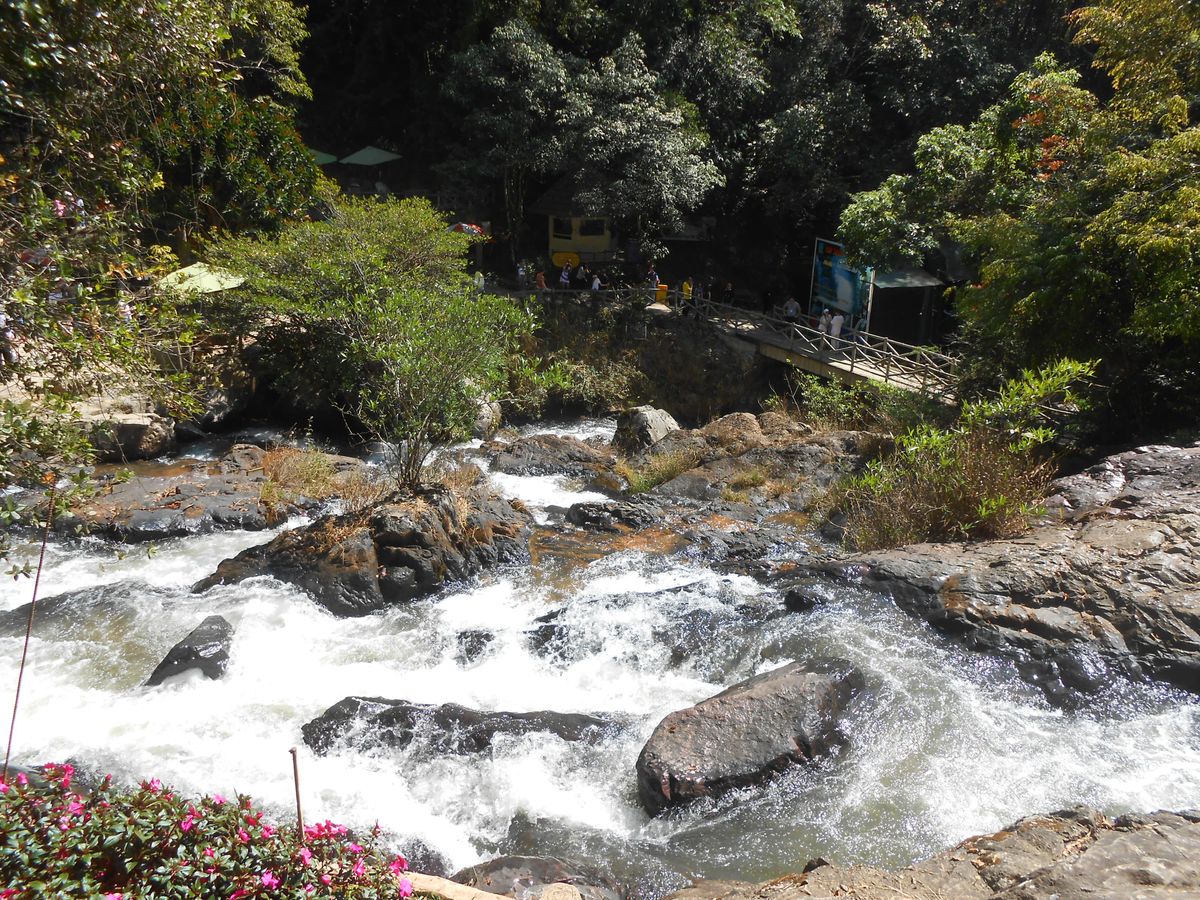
[0,764,417,898]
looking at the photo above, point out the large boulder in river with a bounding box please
[302,696,613,755]
[805,443,1200,704]
[635,658,863,815]
[145,615,234,686]
[194,523,383,616]
[611,406,680,453]
[490,434,616,478]
[193,484,531,615]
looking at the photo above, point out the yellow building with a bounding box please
[529,178,618,266]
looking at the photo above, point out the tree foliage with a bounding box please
[838,0,1200,431]
[208,196,534,485]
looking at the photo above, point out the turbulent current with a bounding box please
[2,419,1199,896]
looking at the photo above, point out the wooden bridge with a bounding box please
[676,296,958,399]
[522,287,959,400]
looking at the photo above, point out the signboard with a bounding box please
[809,238,873,327]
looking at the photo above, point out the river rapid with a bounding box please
[2,419,1199,896]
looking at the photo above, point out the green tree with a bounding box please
[837,0,1200,431]
[209,196,535,485]
[440,20,574,260]
[570,36,723,252]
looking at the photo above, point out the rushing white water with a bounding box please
[1,418,1199,896]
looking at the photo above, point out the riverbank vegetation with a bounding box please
[208,196,533,485]
[0,764,417,897]
[827,360,1096,549]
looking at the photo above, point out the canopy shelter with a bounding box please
[872,269,945,290]
[869,268,947,346]
[308,148,338,166]
[338,145,402,166]
[159,263,244,295]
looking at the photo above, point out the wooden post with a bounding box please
[289,747,305,840]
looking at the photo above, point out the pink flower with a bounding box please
[211,793,227,805]
[304,886,315,894]
[237,828,251,843]
[399,878,414,898]
[320,874,332,886]
[348,842,364,854]
[146,778,162,792]
[104,894,123,900]
[390,855,409,875]
[16,773,27,787]
[298,847,313,866]
[1,890,18,899]
[0,782,8,793]
[261,824,276,839]
[230,890,251,900]
[352,858,366,879]
[204,847,215,858]
[180,808,199,832]
[261,870,280,889]
[67,800,85,816]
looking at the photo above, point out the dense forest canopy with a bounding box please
[300,0,1079,278]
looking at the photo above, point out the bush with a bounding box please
[766,370,946,434]
[0,764,417,898]
[828,359,1096,549]
[616,448,701,494]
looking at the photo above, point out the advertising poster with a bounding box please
[810,238,873,324]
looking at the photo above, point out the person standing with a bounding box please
[535,269,547,296]
[559,263,571,291]
[783,296,801,325]
[830,310,845,344]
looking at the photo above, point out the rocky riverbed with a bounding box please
[4,415,1200,898]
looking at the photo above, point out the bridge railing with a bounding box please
[680,295,958,399]
[508,286,958,398]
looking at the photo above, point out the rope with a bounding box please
[3,481,57,783]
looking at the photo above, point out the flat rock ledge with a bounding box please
[636,658,863,815]
[302,696,613,756]
[56,444,343,542]
[801,443,1200,704]
[193,484,532,616]
[667,807,1200,899]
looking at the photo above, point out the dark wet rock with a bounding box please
[809,444,1200,703]
[635,658,863,815]
[612,406,680,453]
[195,524,384,617]
[145,615,234,686]
[193,485,532,615]
[456,630,495,665]
[566,499,665,532]
[491,434,616,479]
[451,855,627,900]
[398,839,450,879]
[783,579,827,613]
[526,608,571,656]
[669,806,1200,899]
[302,696,613,756]
[56,444,313,542]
